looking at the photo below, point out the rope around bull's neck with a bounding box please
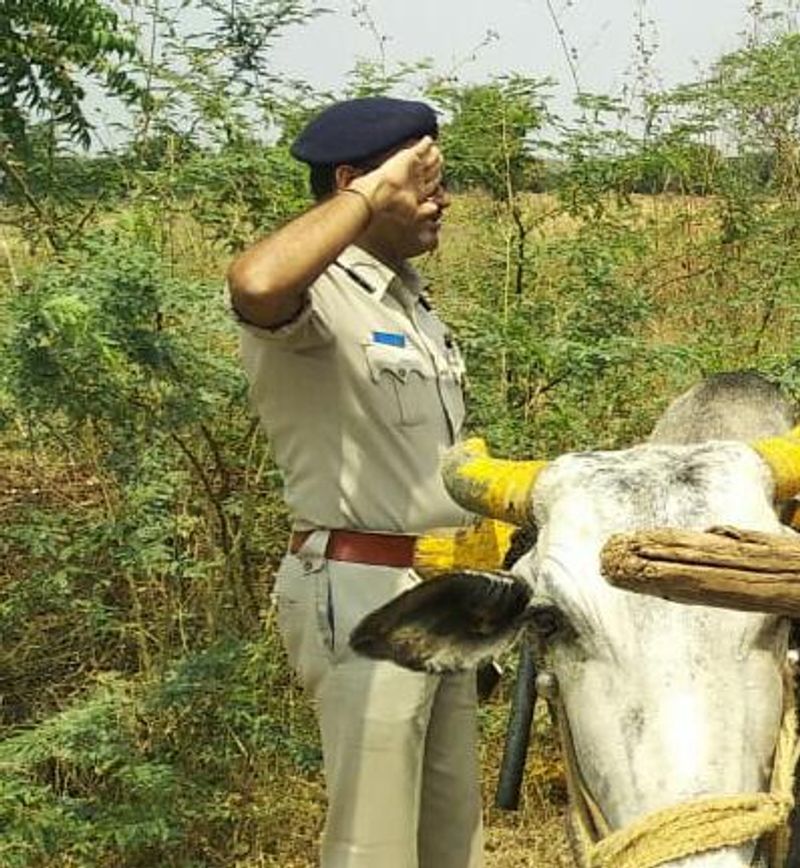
[558,665,800,868]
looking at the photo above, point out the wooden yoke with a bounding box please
[601,526,800,618]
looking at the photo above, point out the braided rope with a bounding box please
[589,793,792,868]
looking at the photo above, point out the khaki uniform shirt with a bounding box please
[238,244,472,534]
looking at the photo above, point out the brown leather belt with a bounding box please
[289,529,418,568]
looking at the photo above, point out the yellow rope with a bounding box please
[559,664,800,868]
[589,793,791,868]
[766,665,800,867]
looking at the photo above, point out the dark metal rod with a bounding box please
[495,638,538,810]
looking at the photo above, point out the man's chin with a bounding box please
[417,231,441,255]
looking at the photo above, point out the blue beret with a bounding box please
[290,97,438,167]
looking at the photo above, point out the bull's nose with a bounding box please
[660,842,760,868]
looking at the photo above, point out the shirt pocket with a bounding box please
[362,341,432,427]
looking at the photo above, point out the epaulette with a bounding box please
[418,292,433,311]
[332,260,376,294]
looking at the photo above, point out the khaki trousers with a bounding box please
[273,530,484,868]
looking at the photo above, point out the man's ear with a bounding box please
[335,164,361,190]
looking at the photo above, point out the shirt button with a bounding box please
[302,559,313,571]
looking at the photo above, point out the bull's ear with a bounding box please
[349,571,532,674]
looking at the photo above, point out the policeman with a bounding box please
[227,97,483,868]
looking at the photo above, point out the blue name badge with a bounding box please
[372,331,406,348]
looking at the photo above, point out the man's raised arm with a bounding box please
[226,137,443,329]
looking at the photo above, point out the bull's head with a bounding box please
[352,383,800,868]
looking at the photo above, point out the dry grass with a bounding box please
[481,701,573,867]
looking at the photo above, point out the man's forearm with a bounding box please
[227,188,372,329]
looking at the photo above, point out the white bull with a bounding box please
[351,372,800,868]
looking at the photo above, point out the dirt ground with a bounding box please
[480,725,575,867]
[258,787,575,868]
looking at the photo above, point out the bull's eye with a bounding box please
[526,604,567,641]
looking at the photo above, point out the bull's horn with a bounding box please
[752,426,800,501]
[442,438,548,525]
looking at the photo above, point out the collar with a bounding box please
[336,244,425,304]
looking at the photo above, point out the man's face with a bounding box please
[376,176,450,259]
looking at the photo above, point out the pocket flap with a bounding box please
[363,342,427,384]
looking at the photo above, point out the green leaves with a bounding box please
[0,0,142,154]
[431,76,553,199]
[6,232,240,434]
[2,10,800,867]
[0,682,183,864]
[0,642,320,866]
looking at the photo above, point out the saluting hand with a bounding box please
[347,137,445,223]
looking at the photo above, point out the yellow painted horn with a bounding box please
[752,426,800,501]
[441,437,549,525]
